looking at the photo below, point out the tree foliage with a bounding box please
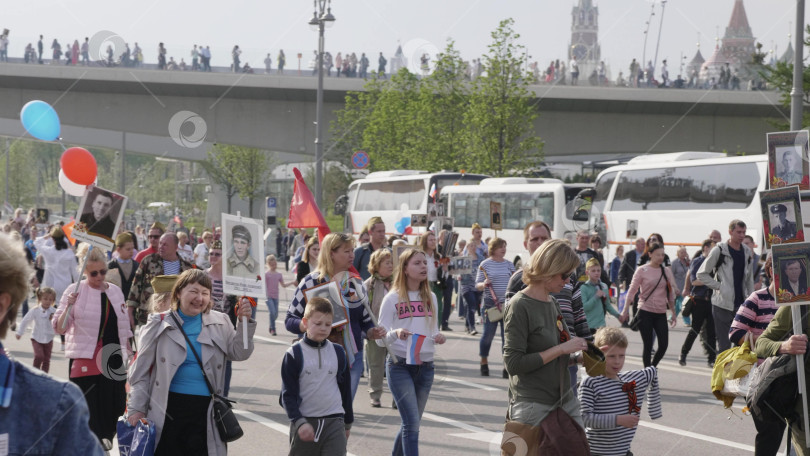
[329,22,543,176]
[201,145,273,216]
[465,19,544,176]
[761,25,810,129]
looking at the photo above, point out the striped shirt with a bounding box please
[162,259,181,275]
[475,259,515,307]
[578,367,662,456]
[730,288,777,346]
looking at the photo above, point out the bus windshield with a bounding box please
[451,192,555,229]
[353,179,427,212]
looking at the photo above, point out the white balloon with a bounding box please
[59,169,88,197]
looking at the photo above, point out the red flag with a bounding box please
[288,167,330,243]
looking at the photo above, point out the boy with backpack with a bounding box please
[578,327,662,455]
[579,258,622,333]
[280,297,353,455]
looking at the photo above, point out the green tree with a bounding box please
[761,26,810,129]
[464,19,543,175]
[416,40,470,171]
[201,144,272,216]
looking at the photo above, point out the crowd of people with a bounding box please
[1,204,809,455]
[0,29,771,91]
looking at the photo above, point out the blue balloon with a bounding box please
[395,220,406,234]
[400,216,411,227]
[20,100,60,141]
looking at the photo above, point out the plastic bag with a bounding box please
[617,290,628,313]
[711,333,757,407]
[117,416,157,456]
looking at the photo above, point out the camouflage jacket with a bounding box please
[126,253,194,325]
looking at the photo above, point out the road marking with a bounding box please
[624,358,712,377]
[436,376,501,391]
[637,420,755,452]
[254,334,294,346]
[235,410,360,456]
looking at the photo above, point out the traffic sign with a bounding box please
[351,150,370,169]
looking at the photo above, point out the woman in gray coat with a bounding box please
[127,269,256,455]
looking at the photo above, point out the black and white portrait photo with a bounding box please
[73,186,127,250]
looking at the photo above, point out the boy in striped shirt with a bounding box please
[578,327,662,456]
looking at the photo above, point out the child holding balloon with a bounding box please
[376,249,446,456]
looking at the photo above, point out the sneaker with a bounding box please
[678,355,686,367]
[370,399,381,408]
[441,325,453,331]
[480,364,489,376]
[469,330,478,336]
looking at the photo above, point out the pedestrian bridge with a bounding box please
[0,63,789,164]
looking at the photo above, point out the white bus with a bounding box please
[581,152,772,259]
[342,171,489,235]
[441,178,593,266]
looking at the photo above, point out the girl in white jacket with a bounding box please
[377,248,446,456]
[15,287,56,372]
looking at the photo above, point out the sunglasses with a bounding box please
[148,235,161,239]
[88,269,108,278]
[209,252,222,257]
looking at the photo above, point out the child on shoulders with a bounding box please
[578,327,662,456]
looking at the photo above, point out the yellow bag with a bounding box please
[711,333,757,407]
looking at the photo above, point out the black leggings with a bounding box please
[638,309,668,367]
[680,297,716,362]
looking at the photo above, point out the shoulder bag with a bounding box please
[170,312,244,442]
[628,267,665,332]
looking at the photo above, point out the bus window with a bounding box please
[452,192,554,228]
[611,162,759,211]
[354,180,427,212]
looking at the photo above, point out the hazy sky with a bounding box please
[5,1,806,76]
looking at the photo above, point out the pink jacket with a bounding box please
[53,281,133,362]
[625,264,676,314]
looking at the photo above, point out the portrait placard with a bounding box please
[73,185,128,250]
[35,208,49,223]
[410,214,428,227]
[447,256,473,275]
[772,242,810,306]
[768,130,810,190]
[303,281,349,328]
[427,202,443,219]
[434,216,455,233]
[760,186,804,248]
[393,244,417,264]
[221,213,266,298]
[626,219,638,239]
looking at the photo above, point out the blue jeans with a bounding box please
[350,349,365,400]
[265,298,279,331]
[463,290,481,331]
[479,307,504,358]
[387,357,434,456]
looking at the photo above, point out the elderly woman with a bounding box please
[127,269,256,455]
[53,247,132,450]
[286,232,386,399]
[503,239,588,438]
[0,234,104,454]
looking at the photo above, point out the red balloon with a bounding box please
[404,226,413,235]
[60,147,97,185]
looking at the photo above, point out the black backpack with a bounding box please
[746,305,809,423]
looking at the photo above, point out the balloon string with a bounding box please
[57,138,67,151]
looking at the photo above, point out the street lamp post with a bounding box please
[309,0,335,209]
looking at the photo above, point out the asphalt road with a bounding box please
[6,269,789,455]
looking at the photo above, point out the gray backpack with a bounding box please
[745,305,808,423]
